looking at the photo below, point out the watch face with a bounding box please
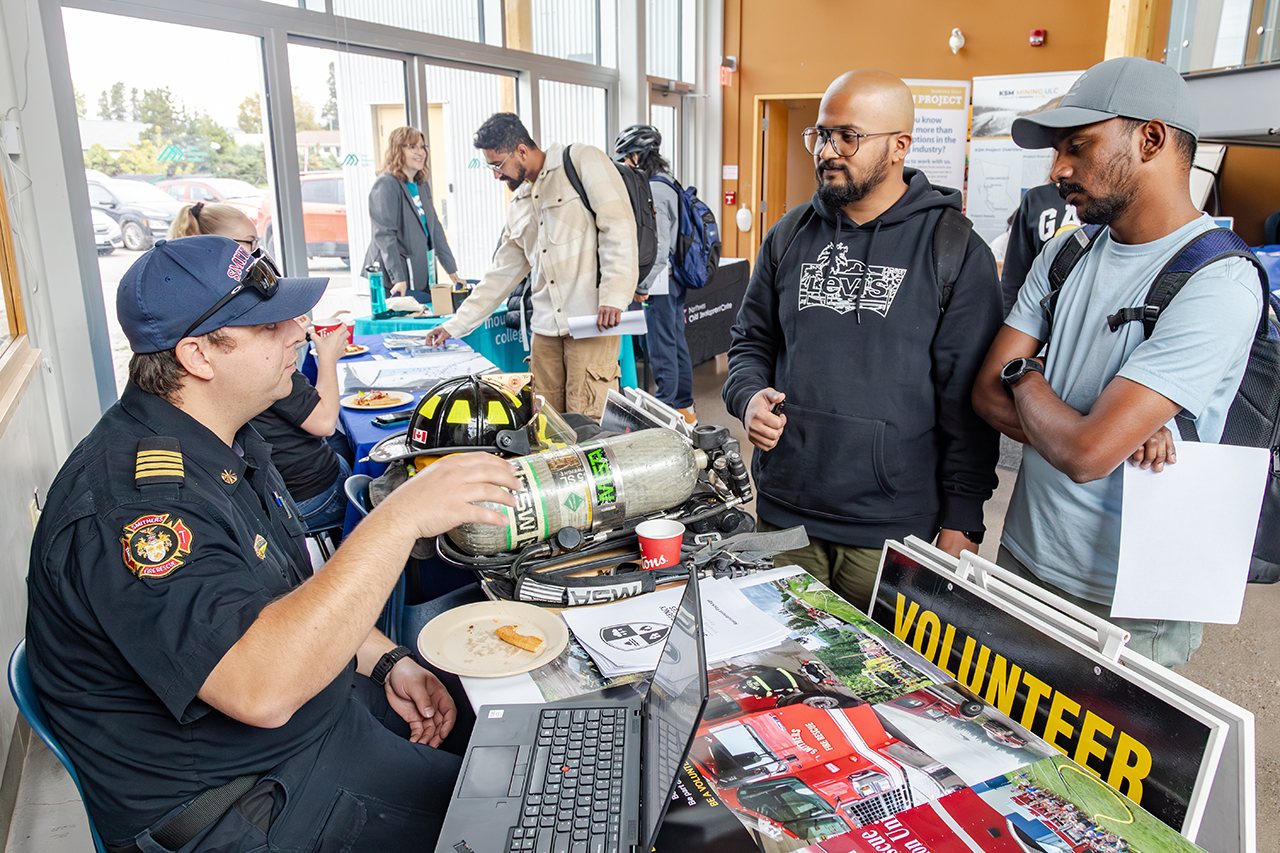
[1001,358,1026,382]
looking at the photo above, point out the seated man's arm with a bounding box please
[973,324,1043,444]
[356,630,457,747]
[198,453,518,728]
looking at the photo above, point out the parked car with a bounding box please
[91,209,122,255]
[84,171,185,250]
[255,171,349,265]
[888,685,984,721]
[157,177,265,220]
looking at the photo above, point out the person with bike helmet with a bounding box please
[614,124,696,424]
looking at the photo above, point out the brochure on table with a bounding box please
[463,564,1228,853]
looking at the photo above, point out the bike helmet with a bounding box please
[613,124,662,163]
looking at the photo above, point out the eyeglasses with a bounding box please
[486,150,514,175]
[181,248,281,340]
[233,236,259,253]
[801,127,903,157]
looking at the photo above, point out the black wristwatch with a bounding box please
[371,645,414,686]
[1000,357,1045,397]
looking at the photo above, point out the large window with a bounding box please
[1168,0,1280,72]
[330,0,504,46]
[62,7,274,393]
[539,80,607,150]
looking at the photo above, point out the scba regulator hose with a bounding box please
[447,429,703,556]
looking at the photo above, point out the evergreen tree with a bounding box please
[322,62,339,131]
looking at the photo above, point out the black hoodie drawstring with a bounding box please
[852,219,883,324]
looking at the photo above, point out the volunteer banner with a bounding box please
[967,70,1084,244]
[869,545,1215,833]
[903,79,971,197]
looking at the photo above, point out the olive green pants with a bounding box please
[757,519,883,613]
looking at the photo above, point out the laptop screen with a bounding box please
[641,570,709,849]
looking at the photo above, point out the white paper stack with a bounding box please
[561,577,788,677]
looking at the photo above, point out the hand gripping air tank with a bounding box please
[447,429,703,556]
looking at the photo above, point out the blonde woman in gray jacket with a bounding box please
[363,126,465,297]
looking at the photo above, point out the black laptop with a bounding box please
[434,570,710,853]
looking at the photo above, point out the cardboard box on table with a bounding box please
[870,537,1255,853]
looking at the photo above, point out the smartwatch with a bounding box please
[371,645,414,686]
[999,357,1045,397]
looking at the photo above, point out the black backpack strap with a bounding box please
[1039,224,1104,331]
[561,144,595,219]
[768,202,812,273]
[1108,227,1272,339]
[933,207,972,312]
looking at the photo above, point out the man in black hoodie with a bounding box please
[723,70,1003,611]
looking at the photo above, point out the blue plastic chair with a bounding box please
[344,474,405,643]
[8,640,109,853]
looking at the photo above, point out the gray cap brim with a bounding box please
[1011,106,1121,149]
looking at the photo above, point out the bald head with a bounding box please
[820,70,916,134]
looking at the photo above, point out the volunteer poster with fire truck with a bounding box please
[541,568,1214,853]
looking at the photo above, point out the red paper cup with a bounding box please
[313,317,350,344]
[636,519,685,571]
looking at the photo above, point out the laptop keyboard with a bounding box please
[506,708,629,853]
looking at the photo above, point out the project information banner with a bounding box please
[903,80,971,196]
[968,70,1084,244]
[869,545,1214,833]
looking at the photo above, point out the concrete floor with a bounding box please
[6,356,1277,853]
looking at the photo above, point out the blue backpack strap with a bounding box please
[1039,224,1104,332]
[1108,227,1272,340]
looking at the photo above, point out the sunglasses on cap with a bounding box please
[181,248,282,340]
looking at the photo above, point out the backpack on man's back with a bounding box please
[561,144,658,289]
[1045,226,1280,583]
[651,176,722,290]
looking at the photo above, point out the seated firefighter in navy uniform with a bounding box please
[25,235,519,853]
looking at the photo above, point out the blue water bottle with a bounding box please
[366,263,387,315]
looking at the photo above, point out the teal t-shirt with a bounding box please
[1002,214,1262,603]
[405,181,436,286]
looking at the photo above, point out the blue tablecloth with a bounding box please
[352,305,639,389]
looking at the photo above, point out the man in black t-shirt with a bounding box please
[252,321,349,536]
[999,182,1080,315]
[26,236,519,852]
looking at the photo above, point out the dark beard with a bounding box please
[502,163,527,192]
[1056,151,1137,226]
[814,155,890,209]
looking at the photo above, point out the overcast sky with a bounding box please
[62,8,333,130]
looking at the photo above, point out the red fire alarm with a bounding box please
[1030,29,1047,47]
[724,190,736,206]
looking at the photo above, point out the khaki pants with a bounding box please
[757,519,884,613]
[530,333,621,421]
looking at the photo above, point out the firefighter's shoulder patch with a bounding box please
[135,437,184,487]
[121,513,193,579]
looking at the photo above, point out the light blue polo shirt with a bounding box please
[1002,214,1262,604]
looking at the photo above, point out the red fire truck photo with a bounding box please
[703,663,863,723]
[689,703,961,844]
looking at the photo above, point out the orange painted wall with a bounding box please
[719,0,1112,259]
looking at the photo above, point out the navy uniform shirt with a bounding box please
[26,383,353,843]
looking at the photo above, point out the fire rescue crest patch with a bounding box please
[221,469,238,484]
[121,513,193,579]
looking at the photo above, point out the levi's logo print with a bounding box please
[799,242,907,318]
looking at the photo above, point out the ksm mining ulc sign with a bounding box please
[869,546,1212,833]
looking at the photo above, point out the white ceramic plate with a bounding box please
[339,391,413,410]
[417,601,569,677]
[339,344,370,358]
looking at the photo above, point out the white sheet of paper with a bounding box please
[1114,440,1268,623]
[646,270,670,296]
[567,311,648,339]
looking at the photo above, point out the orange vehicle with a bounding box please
[157,177,264,221]
[255,171,349,264]
[690,704,921,843]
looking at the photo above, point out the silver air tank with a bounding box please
[447,429,704,556]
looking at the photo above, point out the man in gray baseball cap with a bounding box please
[972,56,1265,667]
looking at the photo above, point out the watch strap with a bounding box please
[371,645,413,686]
